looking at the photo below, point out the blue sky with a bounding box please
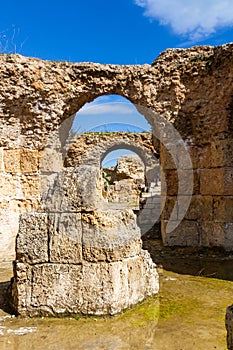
[0,0,233,64]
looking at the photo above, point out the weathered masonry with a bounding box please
[11,131,160,316]
[0,43,233,265]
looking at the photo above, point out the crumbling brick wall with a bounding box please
[0,43,232,262]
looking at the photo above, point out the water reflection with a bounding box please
[0,265,231,350]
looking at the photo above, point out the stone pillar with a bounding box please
[11,166,159,317]
[226,305,233,350]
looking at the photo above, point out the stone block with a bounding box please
[213,196,233,222]
[162,220,199,247]
[16,213,49,263]
[226,305,233,350]
[160,145,176,170]
[74,165,102,211]
[11,262,33,314]
[163,169,198,196]
[0,200,20,261]
[0,148,4,172]
[48,213,82,264]
[3,150,21,173]
[176,143,195,170]
[211,140,233,168]
[178,195,213,221]
[42,166,102,212]
[163,170,178,196]
[225,224,233,252]
[200,169,221,195]
[0,173,19,199]
[0,199,39,263]
[20,150,39,173]
[29,264,83,316]
[16,198,40,213]
[184,143,214,170]
[225,169,233,195]
[20,174,40,199]
[201,222,225,247]
[39,148,63,173]
[179,170,199,195]
[200,168,233,195]
[4,149,40,173]
[197,144,211,169]
[162,196,177,221]
[82,210,142,262]
[12,252,159,317]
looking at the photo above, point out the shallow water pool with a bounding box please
[0,265,232,350]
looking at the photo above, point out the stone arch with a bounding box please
[0,44,232,264]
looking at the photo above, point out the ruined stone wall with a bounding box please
[159,47,233,248]
[11,134,159,316]
[0,150,40,261]
[102,154,146,210]
[0,43,232,262]
[64,132,161,235]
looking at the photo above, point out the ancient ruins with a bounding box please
[11,132,160,316]
[0,43,232,316]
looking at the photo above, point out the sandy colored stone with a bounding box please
[178,195,213,221]
[115,155,144,180]
[43,166,102,213]
[200,168,233,195]
[16,213,49,264]
[162,220,199,247]
[0,173,19,199]
[0,43,232,262]
[0,200,20,261]
[226,304,233,350]
[211,140,233,168]
[20,150,39,173]
[225,224,233,251]
[0,148,4,172]
[201,222,225,247]
[184,144,211,170]
[2,149,40,174]
[225,169,233,195]
[82,210,142,262]
[39,148,63,173]
[20,174,40,198]
[49,213,82,264]
[11,262,33,314]
[65,132,157,169]
[213,196,233,222]
[12,251,158,317]
[160,144,176,170]
[3,150,21,173]
[163,169,198,196]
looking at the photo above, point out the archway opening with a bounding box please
[70,94,152,134]
[101,147,161,240]
[60,94,162,239]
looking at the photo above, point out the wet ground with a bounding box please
[0,241,233,350]
[143,239,233,281]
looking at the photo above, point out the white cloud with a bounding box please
[134,0,233,41]
[77,102,135,116]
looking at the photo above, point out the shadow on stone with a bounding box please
[143,238,233,281]
[0,280,15,315]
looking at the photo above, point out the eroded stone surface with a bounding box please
[226,305,233,350]
[0,43,232,264]
[12,251,158,317]
[12,208,158,316]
